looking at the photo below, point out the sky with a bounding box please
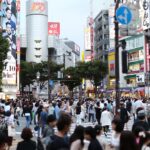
[20,0,112,50]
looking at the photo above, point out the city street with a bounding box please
[9,115,134,150]
[0,0,150,150]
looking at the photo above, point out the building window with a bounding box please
[104,34,109,39]
[34,40,41,43]
[104,44,108,50]
[35,48,41,50]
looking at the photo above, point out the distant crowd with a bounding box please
[0,96,149,150]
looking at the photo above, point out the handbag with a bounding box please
[8,125,16,137]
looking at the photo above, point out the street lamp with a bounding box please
[36,71,40,99]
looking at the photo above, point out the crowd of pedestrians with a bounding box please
[0,96,149,150]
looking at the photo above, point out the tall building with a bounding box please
[64,40,80,66]
[94,10,109,61]
[26,0,48,63]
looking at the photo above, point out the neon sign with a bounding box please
[31,2,45,12]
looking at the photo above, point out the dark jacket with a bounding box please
[132,120,150,132]
[46,135,69,150]
[16,140,36,150]
[120,107,129,123]
[88,139,103,150]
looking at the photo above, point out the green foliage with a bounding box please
[20,61,63,91]
[0,33,9,88]
[63,67,82,91]
[77,60,108,86]
[20,61,36,91]
[63,60,108,91]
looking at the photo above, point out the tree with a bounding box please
[79,60,108,97]
[20,61,63,92]
[0,33,9,89]
[20,61,35,92]
[33,61,63,89]
[63,67,82,92]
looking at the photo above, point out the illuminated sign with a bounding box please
[31,2,45,12]
[48,22,60,36]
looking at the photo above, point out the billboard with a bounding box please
[1,0,16,85]
[84,27,91,50]
[48,22,60,36]
[26,0,48,16]
[108,50,115,77]
[142,0,150,30]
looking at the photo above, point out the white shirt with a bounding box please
[5,105,10,112]
[111,131,120,148]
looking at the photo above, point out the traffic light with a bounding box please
[122,50,128,73]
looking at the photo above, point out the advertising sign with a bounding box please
[84,27,91,50]
[48,22,60,36]
[1,0,16,85]
[146,43,150,71]
[109,3,115,48]
[31,2,45,12]
[108,51,115,77]
[142,0,150,30]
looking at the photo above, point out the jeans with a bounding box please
[89,113,94,122]
[25,116,31,128]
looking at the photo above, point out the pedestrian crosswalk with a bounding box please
[10,116,134,150]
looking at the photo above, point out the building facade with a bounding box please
[20,35,80,69]
[118,34,145,97]
[94,10,109,61]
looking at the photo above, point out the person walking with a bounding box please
[100,107,112,136]
[46,113,72,150]
[132,109,150,132]
[16,128,36,150]
[119,131,138,150]
[70,126,84,150]
[24,103,32,128]
[84,126,102,150]
[40,104,48,135]
[95,102,101,125]
[88,102,95,123]
[120,102,129,129]
[110,119,124,150]
[76,102,81,125]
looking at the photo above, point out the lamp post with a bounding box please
[36,71,40,99]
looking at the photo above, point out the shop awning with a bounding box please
[128,46,143,53]
[124,74,136,79]
[128,60,144,65]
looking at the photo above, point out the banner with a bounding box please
[1,0,16,85]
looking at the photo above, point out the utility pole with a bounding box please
[48,50,51,101]
[114,0,120,114]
